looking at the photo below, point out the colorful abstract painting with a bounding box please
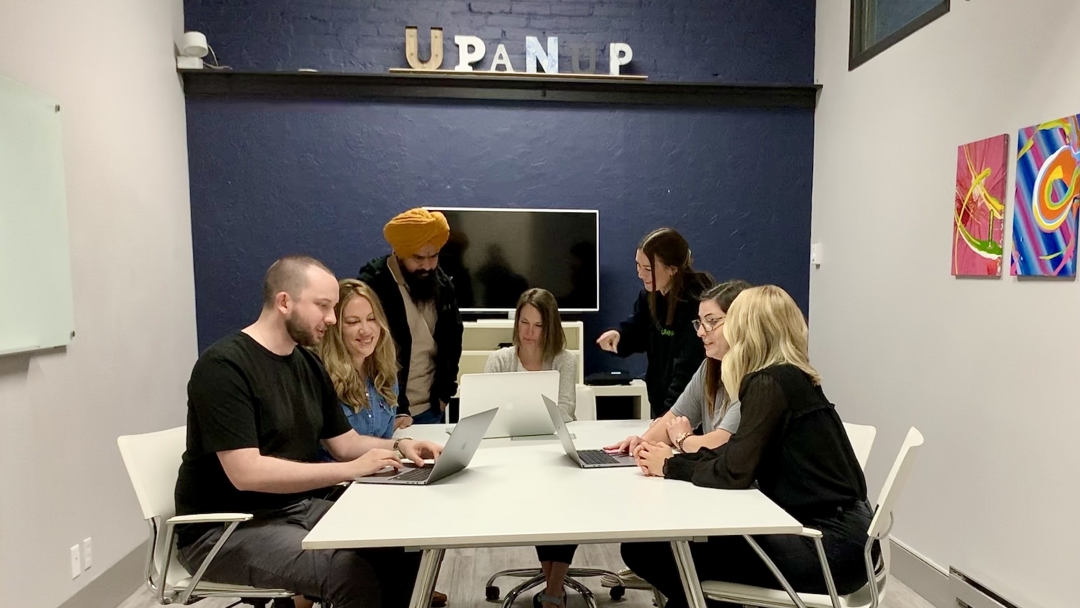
[1011,116,1080,276]
[954,135,1007,276]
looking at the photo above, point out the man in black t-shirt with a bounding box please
[175,255,443,608]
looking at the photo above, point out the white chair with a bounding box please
[842,422,877,471]
[575,384,597,421]
[699,427,924,608]
[641,424,878,608]
[117,427,297,606]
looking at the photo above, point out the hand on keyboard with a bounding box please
[603,435,642,455]
[350,448,403,478]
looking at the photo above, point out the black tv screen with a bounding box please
[430,208,599,312]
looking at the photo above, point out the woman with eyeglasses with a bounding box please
[596,228,715,418]
[603,280,752,459]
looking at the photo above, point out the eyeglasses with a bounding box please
[692,317,724,333]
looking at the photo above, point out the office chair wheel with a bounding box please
[609,585,626,601]
[486,585,501,601]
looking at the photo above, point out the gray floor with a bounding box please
[116,544,936,608]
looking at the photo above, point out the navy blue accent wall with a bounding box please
[185,0,815,83]
[183,0,817,376]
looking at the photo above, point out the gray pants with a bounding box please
[178,498,421,608]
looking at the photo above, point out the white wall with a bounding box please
[0,0,196,606]
[812,1,1080,607]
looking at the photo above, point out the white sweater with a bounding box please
[483,347,577,422]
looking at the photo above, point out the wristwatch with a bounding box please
[674,432,692,453]
[393,437,412,455]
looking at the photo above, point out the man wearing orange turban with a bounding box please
[359,207,463,427]
[382,208,451,259]
[359,208,462,608]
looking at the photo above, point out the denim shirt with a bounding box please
[320,379,399,461]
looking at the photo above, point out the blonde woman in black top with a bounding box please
[622,286,876,607]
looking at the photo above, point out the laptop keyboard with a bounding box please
[395,466,434,482]
[577,449,620,465]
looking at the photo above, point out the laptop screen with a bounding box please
[541,395,582,465]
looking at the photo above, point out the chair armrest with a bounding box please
[166,513,253,525]
[801,527,841,608]
[161,514,252,605]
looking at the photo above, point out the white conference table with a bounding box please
[303,420,804,608]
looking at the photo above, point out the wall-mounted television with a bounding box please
[428,207,599,313]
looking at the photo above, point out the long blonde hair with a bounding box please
[316,280,399,412]
[720,285,820,402]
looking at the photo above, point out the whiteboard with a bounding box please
[0,74,74,356]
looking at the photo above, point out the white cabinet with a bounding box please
[456,319,650,421]
[458,319,585,384]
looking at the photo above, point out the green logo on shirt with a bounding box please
[659,328,675,337]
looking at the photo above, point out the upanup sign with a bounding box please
[402,27,638,76]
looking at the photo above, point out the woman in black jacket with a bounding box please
[622,285,876,608]
[596,228,714,417]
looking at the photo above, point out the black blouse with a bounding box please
[663,364,868,521]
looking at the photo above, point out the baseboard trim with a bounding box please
[889,536,953,608]
[58,540,146,608]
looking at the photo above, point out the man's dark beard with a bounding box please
[285,313,321,347]
[401,263,440,305]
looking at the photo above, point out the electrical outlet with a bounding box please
[70,545,81,579]
[82,538,93,570]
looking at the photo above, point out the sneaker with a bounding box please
[601,568,651,589]
[533,589,567,608]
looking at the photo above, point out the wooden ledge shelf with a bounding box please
[387,68,650,80]
[180,70,821,109]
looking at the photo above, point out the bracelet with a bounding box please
[393,437,412,454]
[674,432,692,452]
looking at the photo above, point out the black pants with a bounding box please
[535,544,577,565]
[178,499,421,608]
[622,501,877,608]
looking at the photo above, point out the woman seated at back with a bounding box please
[485,287,576,422]
[604,280,751,457]
[484,288,576,608]
[622,286,876,608]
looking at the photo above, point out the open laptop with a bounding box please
[458,371,559,439]
[353,408,498,485]
[542,395,636,468]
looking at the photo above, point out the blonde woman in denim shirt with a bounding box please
[313,280,449,608]
[316,280,406,444]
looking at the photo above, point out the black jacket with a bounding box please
[613,280,708,417]
[664,365,869,521]
[358,255,463,413]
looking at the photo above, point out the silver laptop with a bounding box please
[459,371,559,439]
[542,396,636,469]
[354,408,498,485]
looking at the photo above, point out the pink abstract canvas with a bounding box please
[953,134,1008,276]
